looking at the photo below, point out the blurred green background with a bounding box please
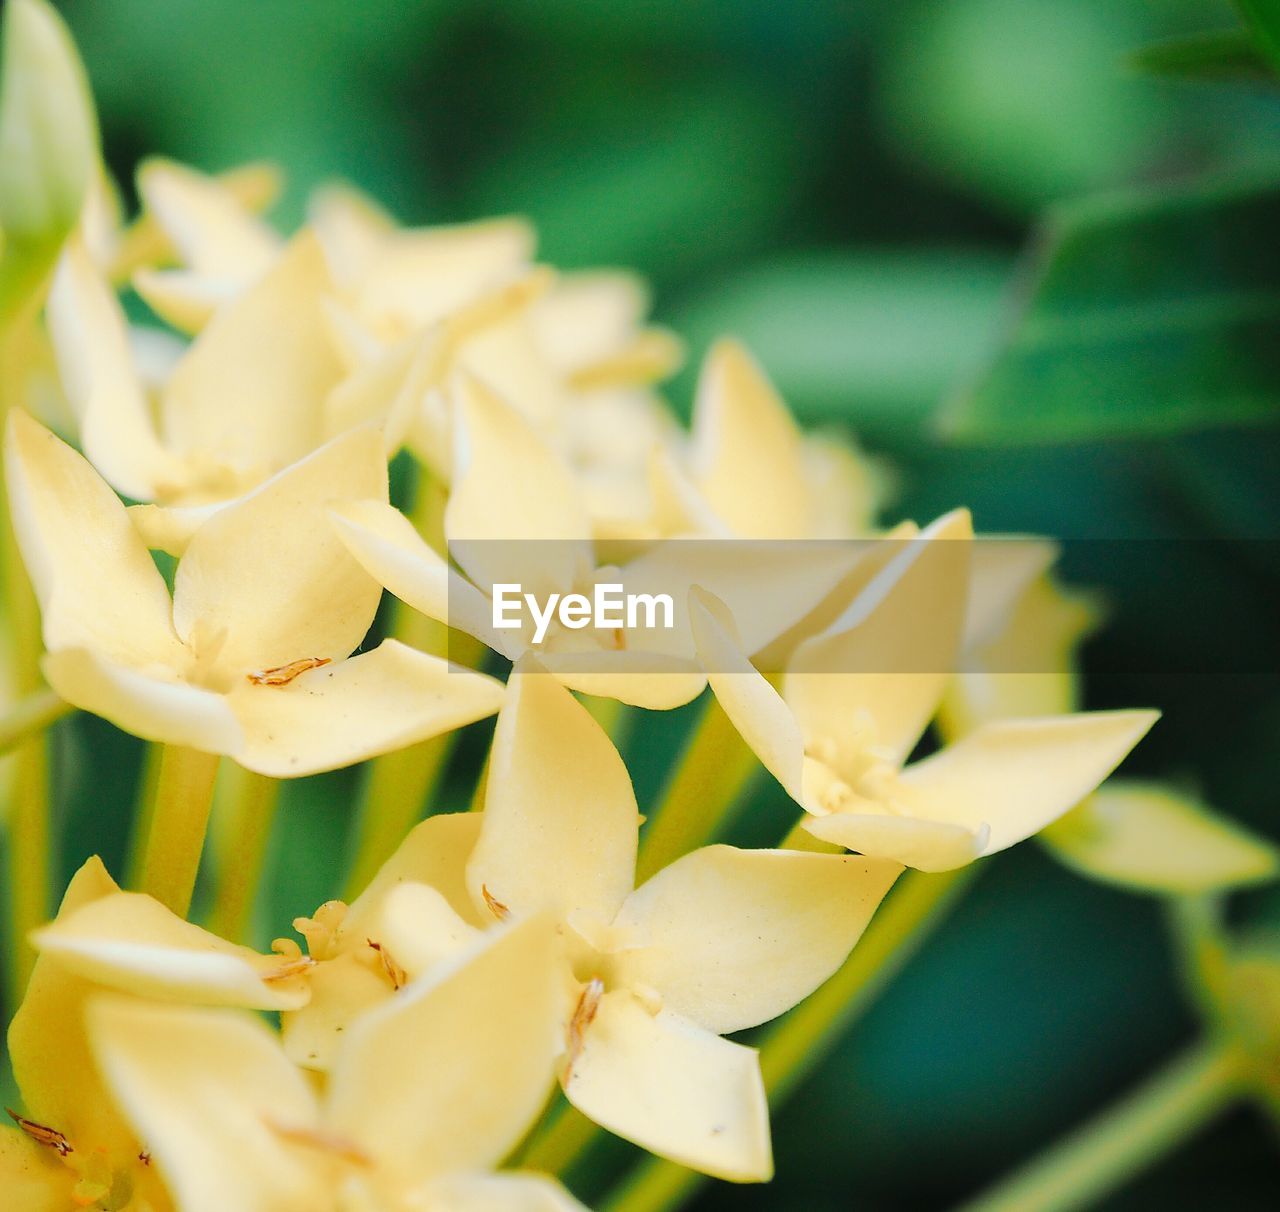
[8,0,1280,1207]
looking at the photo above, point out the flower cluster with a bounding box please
[2,5,1276,1210]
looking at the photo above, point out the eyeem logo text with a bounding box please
[492,583,675,645]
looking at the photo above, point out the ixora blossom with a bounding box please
[85,918,584,1212]
[2,856,314,1210]
[281,663,900,1182]
[330,373,870,709]
[691,509,1160,871]
[5,410,502,774]
[658,339,883,541]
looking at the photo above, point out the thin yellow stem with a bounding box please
[635,694,757,884]
[603,864,977,1212]
[125,741,166,890]
[206,763,280,942]
[0,687,70,755]
[1,308,54,1004]
[955,1038,1244,1212]
[136,745,221,917]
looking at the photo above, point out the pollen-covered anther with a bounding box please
[366,939,407,991]
[247,656,332,687]
[264,1119,374,1169]
[262,955,317,983]
[564,976,605,1082]
[481,884,511,921]
[6,1107,73,1156]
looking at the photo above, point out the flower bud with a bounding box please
[0,0,97,247]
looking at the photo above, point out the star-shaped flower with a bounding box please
[3,855,313,1210]
[331,374,868,709]
[283,663,900,1181]
[6,411,502,775]
[86,915,584,1212]
[691,510,1159,871]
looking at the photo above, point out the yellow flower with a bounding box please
[86,915,585,1212]
[285,664,900,1181]
[331,373,867,709]
[939,562,1101,739]
[660,339,885,540]
[45,230,345,527]
[0,0,97,256]
[127,158,283,332]
[3,856,312,1210]
[6,411,502,774]
[691,510,1159,871]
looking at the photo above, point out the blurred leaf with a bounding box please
[672,251,1010,440]
[464,79,803,280]
[880,0,1167,213]
[942,175,1280,443]
[1131,29,1276,84]
[1235,0,1280,72]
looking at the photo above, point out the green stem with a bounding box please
[0,687,70,755]
[343,474,473,898]
[955,1037,1244,1212]
[206,763,280,942]
[602,864,977,1212]
[135,745,221,917]
[635,695,758,884]
[517,1101,599,1176]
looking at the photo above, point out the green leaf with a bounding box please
[941,175,1280,443]
[1235,0,1280,73]
[1130,29,1276,84]
[1043,780,1280,895]
[671,252,1011,441]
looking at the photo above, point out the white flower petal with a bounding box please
[41,648,243,753]
[6,410,180,665]
[228,640,503,778]
[159,230,342,471]
[329,498,504,650]
[32,889,309,1010]
[446,373,591,598]
[171,427,387,676]
[689,339,814,539]
[1043,781,1280,895]
[785,509,972,765]
[468,663,638,924]
[564,993,772,1183]
[88,999,326,1212]
[612,845,900,1033]
[45,241,186,500]
[326,915,567,1186]
[689,588,806,804]
[802,813,985,872]
[899,711,1161,856]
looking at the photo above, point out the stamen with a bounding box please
[247,656,331,687]
[563,977,605,1083]
[481,884,511,921]
[366,939,407,991]
[262,956,317,983]
[6,1108,72,1156]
